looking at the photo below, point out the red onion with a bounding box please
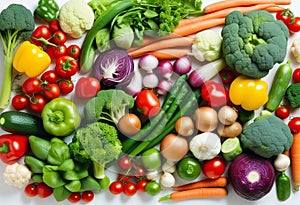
[138,54,159,72]
[157,80,172,95]
[157,60,173,79]
[173,56,192,75]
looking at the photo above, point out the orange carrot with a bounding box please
[203,0,291,14]
[147,48,191,60]
[264,5,285,12]
[172,177,228,191]
[128,36,194,59]
[158,187,228,202]
[291,132,300,192]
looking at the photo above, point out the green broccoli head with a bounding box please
[286,83,300,108]
[221,10,289,78]
[240,115,293,158]
[84,89,134,124]
[69,122,122,179]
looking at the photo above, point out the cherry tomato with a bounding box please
[276,9,294,25]
[288,17,300,33]
[12,95,29,110]
[51,30,67,45]
[49,20,61,33]
[109,181,124,195]
[202,157,226,179]
[292,68,300,83]
[55,55,78,78]
[45,46,56,60]
[135,89,161,117]
[123,182,137,196]
[81,191,94,202]
[117,173,132,182]
[75,77,101,99]
[68,192,81,203]
[22,77,43,95]
[145,181,161,196]
[132,164,146,178]
[218,69,236,84]
[136,179,149,192]
[41,70,59,84]
[58,79,74,95]
[31,25,52,46]
[288,117,300,133]
[43,83,61,99]
[118,156,132,171]
[24,183,38,197]
[67,44,81,60]
[52,44,67,59]
[28,94,47,113]
[275,106,290,119]
[36,182,53,198]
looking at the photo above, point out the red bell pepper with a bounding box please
[0,134,29,164]
[201,80,229,107]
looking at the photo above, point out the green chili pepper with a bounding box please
[276,172,291,201]
[34,0,59,22]
[41,98,81,137]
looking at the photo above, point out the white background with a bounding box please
[0,0,300,204]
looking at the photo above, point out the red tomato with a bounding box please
[68,192,81,203]
[24,183,38,197]
[118,156,132,171]
[67,44,81,60]
[12,95,29,110]
[81,191,94,203]
[117,173,132,182]
[288,117,300,133]
[36,182,53,198]
[49,20,61,33]
[292,68,300,83]
[52,44,67,59]
[28,94,47,113]
[41,70,59,84]
[22,77,43,95]
[51,31,67,45]
[132,164,146,178]
[275,106,290,119]
[75,77,101,99]
[218,69,236,84]
[43,83,61,99]
[31,25,52,46]
[136,179,149,192]
[135,90,161,117]
[276,9,294,25]
[288,17,300,33]
[123,182,137,196]
[109,181,124,195]
[55,56,78,78]
[202,157,226,179]
[58,79,74,95]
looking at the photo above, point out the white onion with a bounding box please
[124,69,143,96]
[157,79,172,95]
[157,60,173,79]
[138,54,159,72]
[173,56,192,75]
[143,73,159,88]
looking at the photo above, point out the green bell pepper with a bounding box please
[41,98,81,137]
[34,0,59,22]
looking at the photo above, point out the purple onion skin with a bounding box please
[188,69,205,88]
[228,153,275,201]
[92,49,134,88]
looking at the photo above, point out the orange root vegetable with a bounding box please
[203,0,291,14]
[159,187,228,202]
[172,177,228,191]
[291,132,300,192]
[146,48,191,60]
[264,5,285,12]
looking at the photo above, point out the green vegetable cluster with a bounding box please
[221,10,289,78]
[286,83,300,108]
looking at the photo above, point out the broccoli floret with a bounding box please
[0,4,35,109]
[221,10,289,79]
[286,83,300,108]
[240,115,293,158]
[68,122,122,179]
[84,89,134,124]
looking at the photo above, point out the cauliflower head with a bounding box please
[58,0,95,38]
[291,36,300,63]
[3,163,31,188]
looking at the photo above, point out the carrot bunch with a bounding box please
[128,0,291,59]
[158,177,228,202]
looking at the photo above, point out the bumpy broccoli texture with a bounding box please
[240,115,293,158]
[286,83,300,108]
[221,10,289,78]
[68,122,122,179]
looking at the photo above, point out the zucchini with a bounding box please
[0,111,50,137]
[266,60,292,112]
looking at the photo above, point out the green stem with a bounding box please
[0,53,13,109]
[158,194,171,202]
[0,143,9,153]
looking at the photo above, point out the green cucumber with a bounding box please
[221,137,242,161]
[0,111,50,137]
[266,60,292,112]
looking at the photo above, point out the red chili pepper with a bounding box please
[201,80,229,107]
[0,134,29,164]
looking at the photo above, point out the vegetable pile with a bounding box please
[1,0,300,204]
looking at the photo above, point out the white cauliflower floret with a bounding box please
[3,162,31,188]
[58,0,95,38]
[291,36,300,63]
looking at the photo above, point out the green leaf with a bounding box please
[65,180,81,192]
[144,9,158,18]
[47,142,70,165]
[58,159,75,171]
[42,170,66,188]
[53,186,71,202]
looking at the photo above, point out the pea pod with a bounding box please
[276,172,291,201]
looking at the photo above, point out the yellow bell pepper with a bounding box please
[229,75,268,111]
[13,41,51,77]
